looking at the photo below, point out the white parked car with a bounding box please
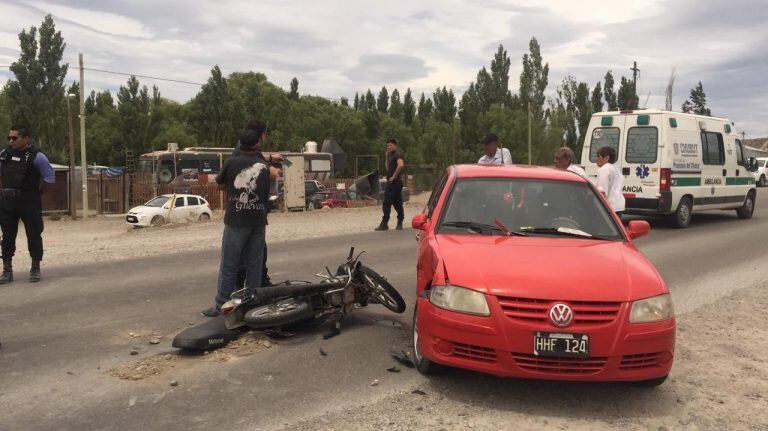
[126,194,212,227]
[752,157,768,187]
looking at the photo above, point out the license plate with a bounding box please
[533,332,589,359]
[126,216,137,223]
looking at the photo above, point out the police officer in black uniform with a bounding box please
[375,138,405,231]
[0,125,56,284]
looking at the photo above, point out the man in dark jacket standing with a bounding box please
[375,138,404,231]
[0,125,55,284]
[202,120,277,317]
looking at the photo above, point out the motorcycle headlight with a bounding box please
[429,285,490,317]
[630,294,674,323]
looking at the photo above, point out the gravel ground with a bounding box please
[10,194,427,270]
[282,283,768,431]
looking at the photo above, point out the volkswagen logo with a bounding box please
[549,303,573,327]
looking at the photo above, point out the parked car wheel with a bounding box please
[736,191,756,220]
[199,213,211,221]
[413,304,448,375]
[150,215,165,226]
[668,196,692,228]
[759,175,766,187]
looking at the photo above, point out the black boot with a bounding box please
[375,222,389,231]
[0,260,13,285]
[396,221,403,230]
[29,260,41,283]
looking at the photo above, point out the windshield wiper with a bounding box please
[519,227,613,241]
[442,221,526,236]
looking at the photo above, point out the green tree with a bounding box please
[402,88,415,125]
[591,82,603,113]
[603,71,618,111]
[617,76,637,110]
[389,88,403,120]
[186,65,236,146]
[339,97,349,107]
[4,14,68,161]
[353,92,360,110]
[489,44,513,107]
[417,93,434,123]
[364,90,376,112]
[519,37,549,126]
[433,86,456,123]
[682,81,711,116]
[114,76,151,163]
[377,86,389,113]
[288,77,299,100]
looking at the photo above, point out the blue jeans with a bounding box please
[215,224,266,308]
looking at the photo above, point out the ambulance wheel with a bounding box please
[759,175,766,187]
[669,197,692,228]
[736,191,755,220]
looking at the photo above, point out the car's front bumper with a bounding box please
[125,215,149,226]
[416,296,675,382]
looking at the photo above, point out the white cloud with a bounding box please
[0,0,765,136]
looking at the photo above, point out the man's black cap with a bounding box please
[481,133,499,145]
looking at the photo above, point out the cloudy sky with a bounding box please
[1,0,767,137]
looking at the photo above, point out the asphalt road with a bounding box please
[1,189,766,431]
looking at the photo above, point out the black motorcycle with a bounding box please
[173,248,406,350]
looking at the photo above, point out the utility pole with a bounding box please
[79,53,88,218]
[630,61,640,109]
[66,94,77,219]
[527,101,532,165]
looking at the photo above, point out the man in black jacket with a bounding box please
[375,138,404,231]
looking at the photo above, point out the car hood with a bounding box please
[128,206,162,215]
[435,234,665,302]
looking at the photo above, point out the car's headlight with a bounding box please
[429,285,490,316]
[630,294,674,323]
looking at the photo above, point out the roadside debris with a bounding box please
[370,380,379,386]
[386,366,401,373]
[149,338,161,345]
[391,350,415,368]
[170,380,179,387]
[319,348,327,356]
[130,350,139,356]
[411,389,427,396]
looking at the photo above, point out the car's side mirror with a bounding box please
[412,213,428,230]
[627,220,650,240]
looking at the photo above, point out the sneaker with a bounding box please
[201,307,220,318]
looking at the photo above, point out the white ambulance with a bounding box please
[580,109,757,228]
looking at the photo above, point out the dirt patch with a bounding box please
[107,331,276,381]
[281,283,768,431]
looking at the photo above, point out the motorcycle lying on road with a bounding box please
[173,248,406,351]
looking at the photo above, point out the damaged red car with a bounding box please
[412,165,675,386]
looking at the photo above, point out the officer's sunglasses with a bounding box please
[6,136,20,142]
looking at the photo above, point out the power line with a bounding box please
[1,63,344,102]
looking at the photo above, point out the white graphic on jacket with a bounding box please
[232,162,268,211]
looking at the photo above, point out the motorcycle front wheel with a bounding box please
[243,298,314,329]
[358,265,406,313]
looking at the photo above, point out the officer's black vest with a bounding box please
[0,147,42,199]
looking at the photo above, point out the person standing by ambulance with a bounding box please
[595,146,625,216]
[0,125,55,284]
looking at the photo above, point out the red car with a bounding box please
[411,164,675,386]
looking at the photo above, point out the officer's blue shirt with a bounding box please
[0,150,56,184]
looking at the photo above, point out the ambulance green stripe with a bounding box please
[670,177,700,187]
[725,177,755,186]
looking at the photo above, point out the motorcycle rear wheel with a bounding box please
[244,298,313,329]
[358,265,406,313]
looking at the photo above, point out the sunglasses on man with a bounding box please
[6,136,21,142]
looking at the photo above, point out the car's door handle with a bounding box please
[736,169,740,176]
[622,167,630,176]
[723,169,727,176]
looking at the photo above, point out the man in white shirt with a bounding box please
[595,146,625,215]
[478,133,513,165]
[554,147,587,179]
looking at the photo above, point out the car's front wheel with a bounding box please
[736,191,755,219]
[668,196,692,228]
[759,175,766,187]
[413,304,448,375]
[150,215,165,227]
[199,212,211,221]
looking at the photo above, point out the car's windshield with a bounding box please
[144,196,170,207]
[438,178,623,240]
